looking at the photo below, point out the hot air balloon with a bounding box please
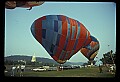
[5,1,44,10]
[31,15,99,64]
[80,35,100,61]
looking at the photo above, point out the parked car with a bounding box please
[31,67,46,72]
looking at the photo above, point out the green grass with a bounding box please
[5,66,115,77]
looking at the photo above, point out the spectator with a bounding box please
[16,65,20,72]
[99,64,103,73]
[20,64,25,77]
[11,65,16,76]
[109,65,114,74]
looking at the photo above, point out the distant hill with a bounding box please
[4,55,84,65]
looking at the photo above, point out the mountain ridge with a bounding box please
[4,55,84,65]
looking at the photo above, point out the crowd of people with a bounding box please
[98,64,116,74]
[11,64,25,77]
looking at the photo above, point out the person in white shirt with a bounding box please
[20,64,25,76]
[11,66,16,76]
[110,65,114,74]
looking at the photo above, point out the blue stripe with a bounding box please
[76,21,81,39]
[77,21,80,26]
[42,29,46,39]
[46,29,54,44]
[54,20,58,32]
[52,32,58,45]
[58,21,62,34]
[90,35,98,42]
[59,50,65,60]
[56,34,61,46]
[73,39,78,50]
[71,26,76,39]
[53,45,58,55]
[57,15,61,20]
[84,44,92,50]
[45,40,52,55]
[50,44,55,53]
[47,20,54,30]
[66,17,70,24]
[41,38,46,48]
[42,38,53,56]
[63,38,69,50]
[64,51,70,60]
[46,15,58,20]
[42,20,47,29]
[67,24,71,39]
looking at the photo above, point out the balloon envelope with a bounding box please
[80,36,100,61]
[31,15,99,64]
[5,1,44,9]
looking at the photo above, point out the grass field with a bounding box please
[4,65,115,77]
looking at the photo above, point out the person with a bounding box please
[11,65,16,76]
[99,64,103,73]
[20,64,25,77]
[16,65,20,72]
[109,65,114,74]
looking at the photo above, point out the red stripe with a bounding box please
[35,16,46,43]
[35,20,42,43]
[68,18,73,40]
[73,19,76,26]
[54,46,62,59]
[52,55,58,62]
[73,21,77,39]
[61,21,67,37]
[66,40,76,51]
[69,18,73,26]
[59,35,66,49]
[61,15,66,21]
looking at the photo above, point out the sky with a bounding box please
[5,2,116,64]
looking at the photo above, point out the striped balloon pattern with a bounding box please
[31,15,100,64]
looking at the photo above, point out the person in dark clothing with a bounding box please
[99,64,103,73]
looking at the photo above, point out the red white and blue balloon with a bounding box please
[31,15,100,64]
